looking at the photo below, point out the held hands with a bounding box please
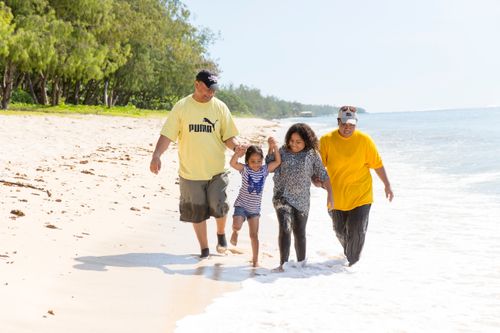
[234,145,247,157]
[311,176,323,188]
[268,136,278,150]
[230,144,247,171]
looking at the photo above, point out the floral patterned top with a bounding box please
[267,146,329,213]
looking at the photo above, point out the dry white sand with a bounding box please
[0,113,279,333]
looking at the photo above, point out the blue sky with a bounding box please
[182,0,500,112]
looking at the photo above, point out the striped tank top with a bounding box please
[234,164,269,214]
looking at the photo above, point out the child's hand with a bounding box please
[234,145,246,157]
[268,136,277,149]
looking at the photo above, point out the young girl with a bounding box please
[268,123,334,272]
[230,141,281,267]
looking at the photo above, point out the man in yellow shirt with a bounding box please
[319,106,394,266]
[150,70,241,258]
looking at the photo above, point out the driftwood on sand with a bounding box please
[0,179,52,197]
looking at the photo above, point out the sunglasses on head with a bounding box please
[340,106,356,112]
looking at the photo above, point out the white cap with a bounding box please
[338,107,358,125]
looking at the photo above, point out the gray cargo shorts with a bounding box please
[178,172,230,223]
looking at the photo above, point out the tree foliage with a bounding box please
[217,84,343,119]
[0,3,13,59]
[0,0,343,117]
[0,0,217,109]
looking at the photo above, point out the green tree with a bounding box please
[109,0,217,109]
[2,0,219,110]
[0,2,13,57]
[1,0,62,108]
[216,89,250,115]
[0,2,14,109]
[48,0,115,105]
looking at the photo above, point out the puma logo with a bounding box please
[188,118,219,133]
[203,118,218,130]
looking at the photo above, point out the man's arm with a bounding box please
[374,166,394,202]
[224,136,241,152]
[150,135,172,174]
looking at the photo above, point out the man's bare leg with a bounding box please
[192,221,208,257]
[215,216,228,253]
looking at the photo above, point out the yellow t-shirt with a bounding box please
[160,95,239,180]
[319,129,383,211]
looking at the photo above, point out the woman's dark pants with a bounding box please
[329,204,371,266]
[275,204,308,265]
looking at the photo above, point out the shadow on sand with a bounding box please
[74,252,350,283]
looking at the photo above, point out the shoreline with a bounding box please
[0,113,280,332]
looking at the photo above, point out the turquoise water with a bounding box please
[301,107,500,196]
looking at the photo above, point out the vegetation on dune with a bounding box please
[6,103,167,117]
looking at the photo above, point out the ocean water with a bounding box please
[176,108,500,333]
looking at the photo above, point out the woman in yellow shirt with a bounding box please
[319,106,394,266]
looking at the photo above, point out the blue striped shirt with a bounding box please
[234,164,269,214]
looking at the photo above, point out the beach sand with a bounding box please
[0,113,279,332]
